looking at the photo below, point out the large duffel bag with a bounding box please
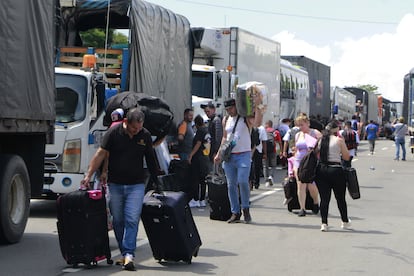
[141,190,202,264]
[104,91,174,143]
[56,189,113,267]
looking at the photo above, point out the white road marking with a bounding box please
[250,188,283,202]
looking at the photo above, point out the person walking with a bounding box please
[264,120,283,186]
[201,101,223,163]
[250,124,267,189]
[282,123,300,161]
[278,118,291,139]
[364,120,379,155]
[214,98,263,223]
[339,121,360,167]
[392,117,408,161]
[81,108,160,271]
[315,120,351,232]
[177,108,194,160]
[188,115,211,207]
[292,113,321,217]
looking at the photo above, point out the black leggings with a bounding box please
[315,165,348,224]
[250,150,263,186]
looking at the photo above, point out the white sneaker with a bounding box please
[199,200,206,207]
[123,253,135,271]
[341,219,352,230]
[188,199,199,208]
[265,181,271,187]
[268,178,273,186]
[320,224,328,232]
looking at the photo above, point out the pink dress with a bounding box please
[293,132,317,169]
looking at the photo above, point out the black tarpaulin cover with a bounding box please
[103,91,174,141]
[57,0,193,123]
[0,0,55,122]
[128,0,192,124]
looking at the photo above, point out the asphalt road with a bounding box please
[1,138,413,276]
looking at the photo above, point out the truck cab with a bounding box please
[42,67,109,197]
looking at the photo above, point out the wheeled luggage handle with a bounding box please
[79,180,106,201]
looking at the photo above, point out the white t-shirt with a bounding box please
[225,116,251,153]
[255,125,268,153]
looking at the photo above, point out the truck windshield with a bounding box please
[55,74,88,123]
[192,71,213,98]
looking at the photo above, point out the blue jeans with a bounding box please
[394,137,406,160]
[108,183,145,257]
[222,151,251,214]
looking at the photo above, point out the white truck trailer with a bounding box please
[332,87,357,121]
[191,27,281,123]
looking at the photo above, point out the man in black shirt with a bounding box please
[201,101,223,162]
[81,108,159,271]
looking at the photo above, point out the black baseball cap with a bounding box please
[200,101,215,109]
[224,98,236,108]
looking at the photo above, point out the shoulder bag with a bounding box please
[344,167,361,199]
[219,116,240,162]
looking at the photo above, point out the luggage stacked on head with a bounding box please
[235,81,266,117]
[104,91,174,144]
[141,190,202,264]
[282,176,314,212]
[205,165,231,221]
[56,189,113,267]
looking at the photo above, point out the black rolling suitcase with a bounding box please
[205,166,231,221]
[141,190,202,264]
[284,177,314,212]
[56,189,113,267]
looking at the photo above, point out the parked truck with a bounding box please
[42,0,192,197]
[0,0,55,243]
[191,27,281,124]
[332,87,357,121]
[344,87,381,124]
[280,59,309,120]
[282,56,331,121]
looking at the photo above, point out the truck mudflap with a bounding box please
[0,154,30,244]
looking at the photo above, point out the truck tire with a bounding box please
[0,154,31,244]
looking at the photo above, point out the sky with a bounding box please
[146,0,414,102]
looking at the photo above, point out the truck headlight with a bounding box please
[62,139,81,173]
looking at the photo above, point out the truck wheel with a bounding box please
[0,155,30,244]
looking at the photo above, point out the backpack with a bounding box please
[297,147,319,183]
[251,127,260,148]
[343,130,357,150]
[266,130,275,154]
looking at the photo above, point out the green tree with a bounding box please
[357,84,378,93]
[112,31,128,45]
[80,28,112,48]
[79,29,128,48]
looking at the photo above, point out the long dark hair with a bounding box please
[319,120,339,163]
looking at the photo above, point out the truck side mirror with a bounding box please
[96,82,105,115]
